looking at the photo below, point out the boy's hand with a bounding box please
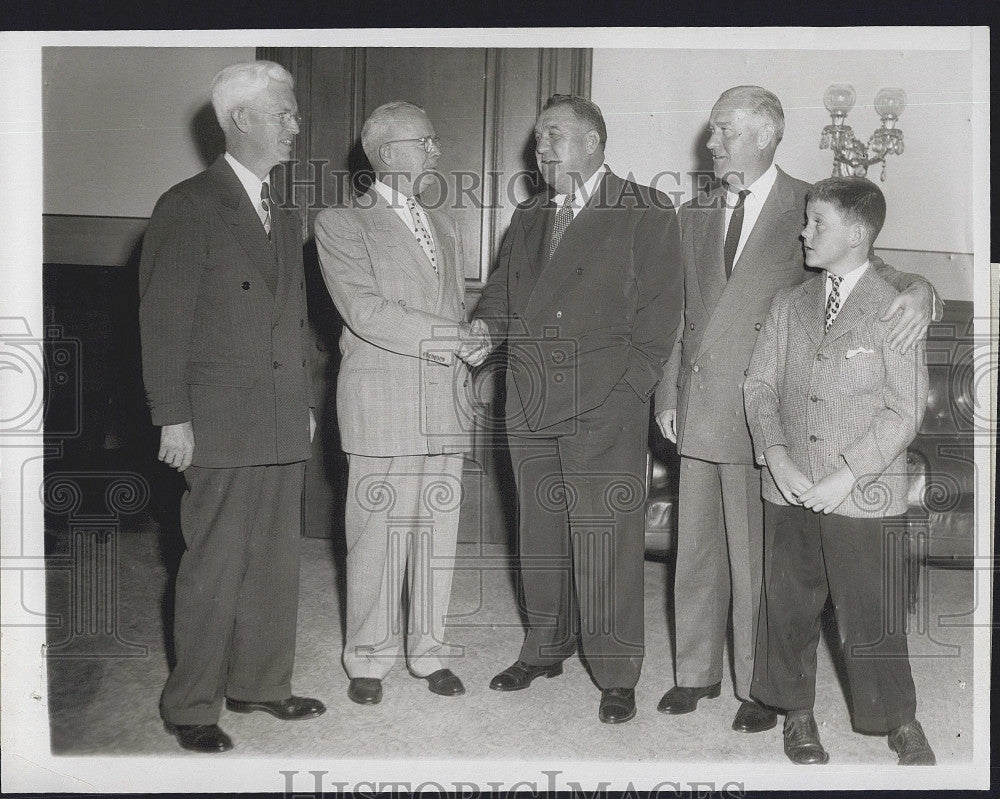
[764,445,811,505]
[798,465,856,514]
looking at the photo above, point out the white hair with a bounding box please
[361,101,425,167]
[211,60,294,128]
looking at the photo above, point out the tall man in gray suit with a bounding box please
[654,86,937,734]
[140,61,324,753]
[315,102,474,706]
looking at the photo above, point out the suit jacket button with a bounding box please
[810,395,818,402]
[463,379,469,387]
[555,311,562,318]
[743,369,749,377]
[576,268,584,275]
[461,302,466,310]
[242,281,251,290]
[513,312,519,319]
[300,319,305,328]
[692,364,700,372]
[689,323,695,330]
[398,299,406,306]
[302,359,306,367]
[273,361,280,370]
[809,434,818,442]
[755,322,762,331]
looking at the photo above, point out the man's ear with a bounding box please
[377,142,391,168]
[231,107,251,134]
[756,122,776,151]
[585,129,600,154]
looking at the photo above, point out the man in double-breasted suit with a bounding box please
[465,95,683,724]
[140,61,324,753]
[315,102,473,706]
[654,86,937,734]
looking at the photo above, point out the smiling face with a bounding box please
[231,79,300,178]
[801,199,861,273]
[533,104,602,195]
[706,97,774,189]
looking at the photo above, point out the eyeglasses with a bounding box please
[382,135,442,153]
[246,108,303,128]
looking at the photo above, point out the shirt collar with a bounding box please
[224,152,267,205]
[553,163,608,208]
[826,259,870,295]
[372,178,411,209]
[727,162,778,205]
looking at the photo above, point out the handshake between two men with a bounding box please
[455,318,492,368]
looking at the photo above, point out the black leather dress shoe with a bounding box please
[732,700,778,733]
[888,719,936,765]
[168,723,233,753]
[347,678,383,705]
[783,711,829,765]
[225,695,326,720]
[424,668,465,696]
[599,688,636,724]
[489,660,563,691]
[656,682,722,714]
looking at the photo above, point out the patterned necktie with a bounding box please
[549,193,576,259]
[259,182,271,239]
[723,188,750,279]
[406,196,438,275]
[825,274,844,332]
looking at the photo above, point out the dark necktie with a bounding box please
[549,193,575,259]
[259,182,272,239]
[723,188,750,279]
[825,274,844,332]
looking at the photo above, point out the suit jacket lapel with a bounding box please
[209,157,278,297]
[698,169,801,355]
[366,190,439,297]
[693,185,727,314]
[823,266,880,343]
[791,276,826,347]
[523,172,617,319]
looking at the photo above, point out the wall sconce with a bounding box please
[820,84,906,181]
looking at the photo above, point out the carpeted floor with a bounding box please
[45,517,975,766]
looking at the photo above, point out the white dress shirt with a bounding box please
[372,178,433,248]
[724,163,778,270]
[552,164,609,219]
[825,260,870,307]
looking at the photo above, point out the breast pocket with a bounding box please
[838,337,882,395]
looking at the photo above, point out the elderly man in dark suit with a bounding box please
[654,85,937,735]
[462,94,683,724]
[139,60,324,753]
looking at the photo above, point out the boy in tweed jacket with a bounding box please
[744,177,934,766]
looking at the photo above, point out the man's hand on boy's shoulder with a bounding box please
[798,465,856,515]
[764,445,812,505]
[881,279,937,354]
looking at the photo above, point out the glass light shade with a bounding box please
[824,84,856,115]
[874,87,907,119]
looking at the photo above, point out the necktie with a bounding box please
[259,182,271,239]
[406,197,438,275]
[723,188,750,279]
[549,193,575,260]
[825,274,844,332]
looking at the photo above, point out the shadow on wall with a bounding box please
[190,102,226,169]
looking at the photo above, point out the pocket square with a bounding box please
[845,346,875,359]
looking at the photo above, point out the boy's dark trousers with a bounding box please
[751,500,917,733]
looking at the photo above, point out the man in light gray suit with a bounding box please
[654,86,937,734]
[315,102,474,705]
